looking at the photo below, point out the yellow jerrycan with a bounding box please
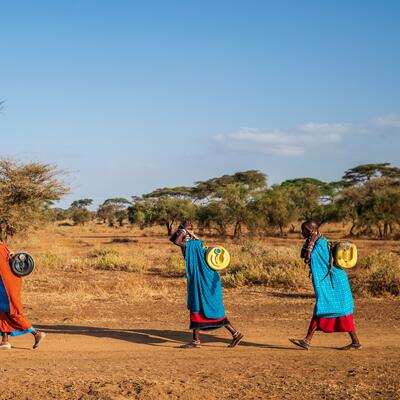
[332,241,358,269]
[205,246,231,271]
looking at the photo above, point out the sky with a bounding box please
[1,1,399,208]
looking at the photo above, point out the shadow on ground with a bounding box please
[36,324,298,350]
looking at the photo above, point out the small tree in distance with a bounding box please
[69,198,93,225]
[97,198,130,226]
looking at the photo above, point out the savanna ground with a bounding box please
[2,224,400,400]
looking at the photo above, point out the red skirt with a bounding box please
[189,312,229,331]
[309,314,355,333]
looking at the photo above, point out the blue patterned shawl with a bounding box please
[310,237,354,318]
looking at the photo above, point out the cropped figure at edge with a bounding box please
[0,243,46,350]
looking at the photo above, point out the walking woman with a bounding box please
[0,243,45,349]
[289,220,361,350]
[170,221,243,348]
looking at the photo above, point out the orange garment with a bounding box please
[0,243,33,333]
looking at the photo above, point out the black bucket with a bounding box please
[10,253,35,277]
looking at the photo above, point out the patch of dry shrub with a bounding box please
[221,242,309,289]
[351,252,400,296]
[36,251,67,270]
[87,248,145,273]
[163,253,186,277]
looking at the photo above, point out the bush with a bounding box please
[351,252,400,296]
[87,247,145,272]
[36,251,67,271]
[88,248,120,258]
[221,242,309,289]
[163,253,186,277]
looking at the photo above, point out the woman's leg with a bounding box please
[1,332,9,344]
[349,330,360,345]
[289,317,317,350]
[225,323,238,336]
[340,330,362,350]
[225,323,244,347]
[180,329,201,348]
[193,329,200,343]
[305,318,318,343]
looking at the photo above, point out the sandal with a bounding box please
[0,342,11,350]
[228,332,244,348]
[33,331,46,349]
[289,338,310,350]
[180,341,201,349]
[339,343,362,351]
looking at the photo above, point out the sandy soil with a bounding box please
[1,287,399,400]
[2,225,399,399]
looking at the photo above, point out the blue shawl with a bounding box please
[310,237,354,318]
[185,240,225,319]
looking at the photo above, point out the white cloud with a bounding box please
[215,124,351,156]
[373,113,400,129]
[226,129,305,155]
[214,113,398,157]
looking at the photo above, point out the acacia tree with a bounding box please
[69,198,93,225]
[259,186,298,235]
[372,186,400,237]
[341,163,400,186]
[149,196,195,235]
[127,197,150,229]
[333,176,400,237]
[195,201,228,236]
[128,194,195,235]
[0,160,69,241]
[97,198,130,226]
[194,170,267,239]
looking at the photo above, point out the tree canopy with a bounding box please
[0,160,69,240]
[51,163,400,239]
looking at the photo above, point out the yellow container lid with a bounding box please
[205,246,230,271]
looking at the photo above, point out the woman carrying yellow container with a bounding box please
[170,221,243,348]
[289,220,362,351]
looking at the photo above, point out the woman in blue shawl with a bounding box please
[290,220,362,351]
[170,221,243,348]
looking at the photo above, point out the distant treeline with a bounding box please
[51,163,400,239]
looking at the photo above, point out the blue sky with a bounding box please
[1,1,399,207]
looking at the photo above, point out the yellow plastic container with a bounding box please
[334,241,357,269]
[205,246,230,271]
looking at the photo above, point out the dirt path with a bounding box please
[1,293,399,400]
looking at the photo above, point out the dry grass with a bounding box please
[7,223,400,303]
[221,242,310,289]
[351,251,400,296]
